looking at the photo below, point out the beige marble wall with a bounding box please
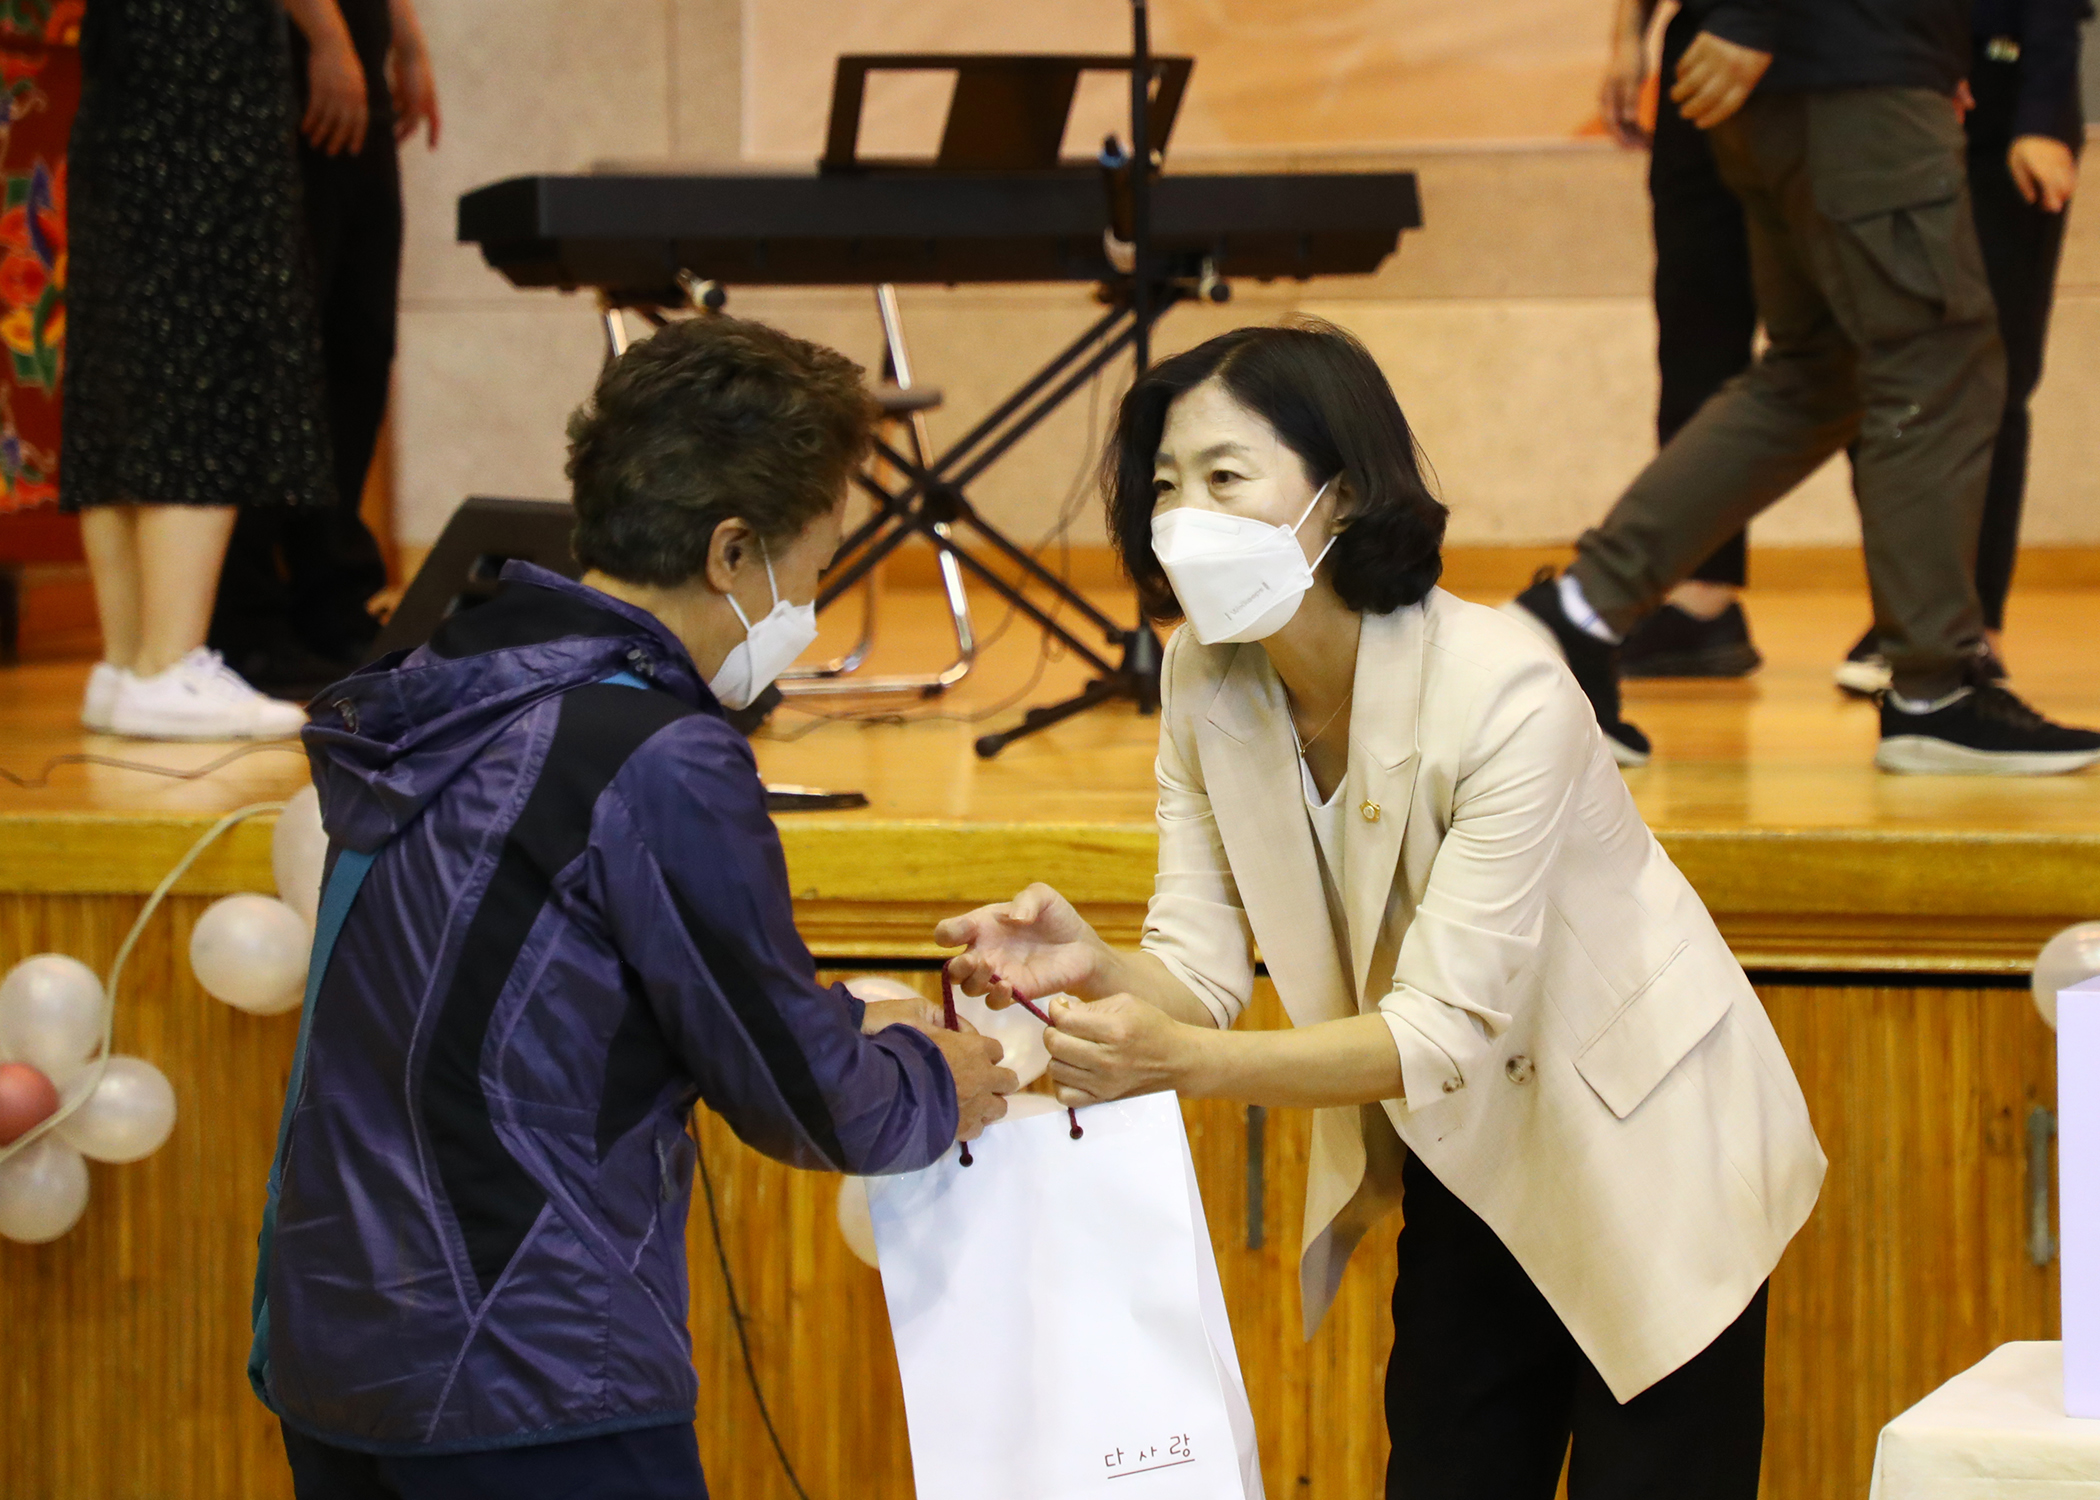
[740,0,1615,160]
[392,0,740,543]
[391,2,2100,556]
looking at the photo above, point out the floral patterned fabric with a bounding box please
[0,0,80,515]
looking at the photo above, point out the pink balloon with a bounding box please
[0,1061,60,1145]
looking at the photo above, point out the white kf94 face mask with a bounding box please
[1150,480,1337,645]
[707,543,820,710]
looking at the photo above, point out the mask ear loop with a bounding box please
[1292,478,1342,572]
[723,539,781,638]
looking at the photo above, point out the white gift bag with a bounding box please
[865,1091,1264,1500]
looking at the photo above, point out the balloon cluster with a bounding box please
[0,784,329,1245]
[0,956,176,1243]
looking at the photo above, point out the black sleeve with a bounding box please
[1697,0,1778,54]
[2015,0,2089,146]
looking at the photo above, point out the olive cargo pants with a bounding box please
[1571,88,2005,699]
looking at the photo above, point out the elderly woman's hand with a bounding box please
[1043,993,1204,1105]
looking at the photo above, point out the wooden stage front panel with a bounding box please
[1,583,2094,1498]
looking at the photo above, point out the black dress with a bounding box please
[60,0,332,511]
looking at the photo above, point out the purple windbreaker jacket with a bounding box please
[259,564,957,1454]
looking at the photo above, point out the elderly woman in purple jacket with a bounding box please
[250,316,1014,1500]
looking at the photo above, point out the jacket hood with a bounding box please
[302,564,714,851]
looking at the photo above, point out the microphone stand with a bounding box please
[970,2,1169,756]
[1129,0,1153,375]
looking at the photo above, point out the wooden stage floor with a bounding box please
[4,576,2096,971]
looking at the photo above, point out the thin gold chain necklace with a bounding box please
[1291,685,1353,755]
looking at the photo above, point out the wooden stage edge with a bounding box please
[1,813,2095,973]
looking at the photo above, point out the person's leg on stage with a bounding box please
[213,121,394,694]
[1565,1287,1768,1500]
[1511,94,1858,762]
[1386,1156,1578,1499]
[1965,88,2073,656]
[281,137,397,665]
[1621,12,1763,679]
[1796,88,2096,770]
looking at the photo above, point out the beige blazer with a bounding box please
[1140,588,1825,1401]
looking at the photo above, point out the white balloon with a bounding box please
[190,894,311,1015]
[843,975,922,1004]
[2034,921,2100,1030]
[836,1175,878,1268]
[0,954,109,1086]
[55,1056,176,1164]
[0,1134,90,1243]
[272,784,327,926]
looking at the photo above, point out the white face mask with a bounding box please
[707,544,819,710]
[1150,480,1337,645]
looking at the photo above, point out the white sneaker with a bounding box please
[80,662,129,733]
[109,649,309,741]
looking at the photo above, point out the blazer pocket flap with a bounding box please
[1572,944,1730,1120]
[1814,159,1961,223]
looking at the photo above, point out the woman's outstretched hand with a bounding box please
[1044,994,1199,1105]
[935,883,1113,1008]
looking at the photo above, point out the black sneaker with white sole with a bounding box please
[1838,627,2005,699]
[1876,682,2100,775]
[1620,600,1763,678]
[1502,569,1652,767]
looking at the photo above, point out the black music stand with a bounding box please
[812,40,1188,756]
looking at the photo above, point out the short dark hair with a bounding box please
[1106,318,1447,622]
[567,315,877,586]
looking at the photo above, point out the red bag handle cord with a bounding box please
[939,972,1084,1149]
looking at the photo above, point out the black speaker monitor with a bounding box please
[369,496,580,661]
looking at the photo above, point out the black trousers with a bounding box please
[282,1420,708,1500]
[1651,45,2071,622]
[1966,59,2074,631]
[210,127,400,662]
[1650,12,1756,588]
[1385,1158,1768,1500]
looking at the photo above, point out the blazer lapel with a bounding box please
[1197,644,1355,1027]
[1341,606,1425,1005]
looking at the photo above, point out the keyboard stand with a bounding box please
[817,282,1178,757]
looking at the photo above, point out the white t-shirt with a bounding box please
[1300,754,1347,889]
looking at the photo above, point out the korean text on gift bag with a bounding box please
[866,1091,1264,1500]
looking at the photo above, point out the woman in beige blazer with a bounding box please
[939,321,1825,1499]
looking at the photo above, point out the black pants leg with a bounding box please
[1650,12,1758,589]
[1965,61,2073,634]
[1385,1158,1766,1500]
[211,132,399,664]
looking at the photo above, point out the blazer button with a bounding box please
[1504,1055,1535,1085]
[1360,801,1381,823]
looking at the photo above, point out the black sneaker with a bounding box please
[1876,682,2100,775]
[1620,601,1763,678]
[1834,628,1890,698]
[1502,569,1651,767]
[1839,626,2007,699]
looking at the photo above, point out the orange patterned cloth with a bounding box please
[0,0,80,516]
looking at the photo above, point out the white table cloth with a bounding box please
[1870,1342,2100,1499]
